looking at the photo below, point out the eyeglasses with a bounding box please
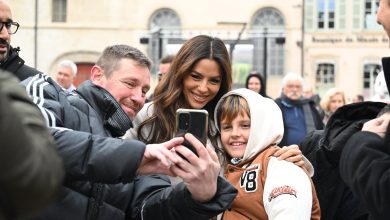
[0,21,19,35]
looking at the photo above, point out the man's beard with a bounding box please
[0,38,10,63]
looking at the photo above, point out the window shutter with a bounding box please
[305,0,315,31]
[337,0,346,30]
[352,0,362,30]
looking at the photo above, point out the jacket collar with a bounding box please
[77,80,132,137]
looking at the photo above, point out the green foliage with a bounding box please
[232,63,251,84]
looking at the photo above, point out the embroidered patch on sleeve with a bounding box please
[268,185,297,202]
[239,164,260,192]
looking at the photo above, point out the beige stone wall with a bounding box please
[7,0,388,100]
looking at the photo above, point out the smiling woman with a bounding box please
[124,35,232,146]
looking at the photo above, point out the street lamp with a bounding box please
[260,27,285,93]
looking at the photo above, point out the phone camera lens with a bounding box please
[179,113,190,130]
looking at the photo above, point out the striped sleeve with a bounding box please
[23,74,61,127]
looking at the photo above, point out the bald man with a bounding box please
[0,0,42,80]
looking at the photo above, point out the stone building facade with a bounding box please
[9,0,388,100]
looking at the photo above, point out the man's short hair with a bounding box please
[281,72,303,87]
[160,55,175,64]
[96,45,152,77]
[59,60,77,76]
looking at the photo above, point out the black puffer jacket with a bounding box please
[22,74,237,220]
[338,57,390,220]
[301,102,386,220]
[0,47,42,81]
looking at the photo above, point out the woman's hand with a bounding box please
[274,144,304,167]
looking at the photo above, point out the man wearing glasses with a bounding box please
[0,0,42,81]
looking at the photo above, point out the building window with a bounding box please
[52,0,67,22]
[318,0,335,29]
[251,7,285,77]
[149,8,181,36]
[148,8,181,74]
[353,0,382,30]
[363,63,381,97]
[306,0,347,31]
[316,63,335,94]
[364,0,379,29]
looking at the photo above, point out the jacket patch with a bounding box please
[239,164,260,192]
[268,185,297,202]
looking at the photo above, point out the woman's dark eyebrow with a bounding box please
[191,70,202,75]
[191,70,221,79]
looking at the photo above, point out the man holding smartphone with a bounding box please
[22,44,236,219]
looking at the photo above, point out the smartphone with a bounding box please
[175,108,209,156]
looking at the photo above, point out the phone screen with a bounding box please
[176,109,208,156]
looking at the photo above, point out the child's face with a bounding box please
[220,111,251,159]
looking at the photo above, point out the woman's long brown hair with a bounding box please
[137,35,232,144]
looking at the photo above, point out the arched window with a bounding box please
[147,8,181,74]
[251,8,285,78]
[252,8,284,28]
[149,8,181,35]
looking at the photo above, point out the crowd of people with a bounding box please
[3,0,390,219]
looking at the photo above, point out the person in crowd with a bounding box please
[0,70,63,219]
[275,72,323,146]
[214,88,320,219]
[147,54,175,102]
[371,70,390,103]
[352,94,364,103]
[302,84,314,99]
[300,101,385,220]
[244,71,268,97]
[157,54,174,81]
[22,44,237,219]
[340,104,390,220]
[125,35,306,171]
[55,60,77,92]
[0,0,42,80]
[339,1,390,218]
[319,88,346,124]
[302,84,321,106]
[303,84,324,119]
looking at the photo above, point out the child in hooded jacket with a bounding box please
[215,88,320,219]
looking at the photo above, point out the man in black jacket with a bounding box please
[340,104,390,220]
[338,1,390,219]
[23,44,236,220]
[0,0,42,80]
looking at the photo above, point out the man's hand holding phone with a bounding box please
[175,109,208,156]
[170,133,221,203]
